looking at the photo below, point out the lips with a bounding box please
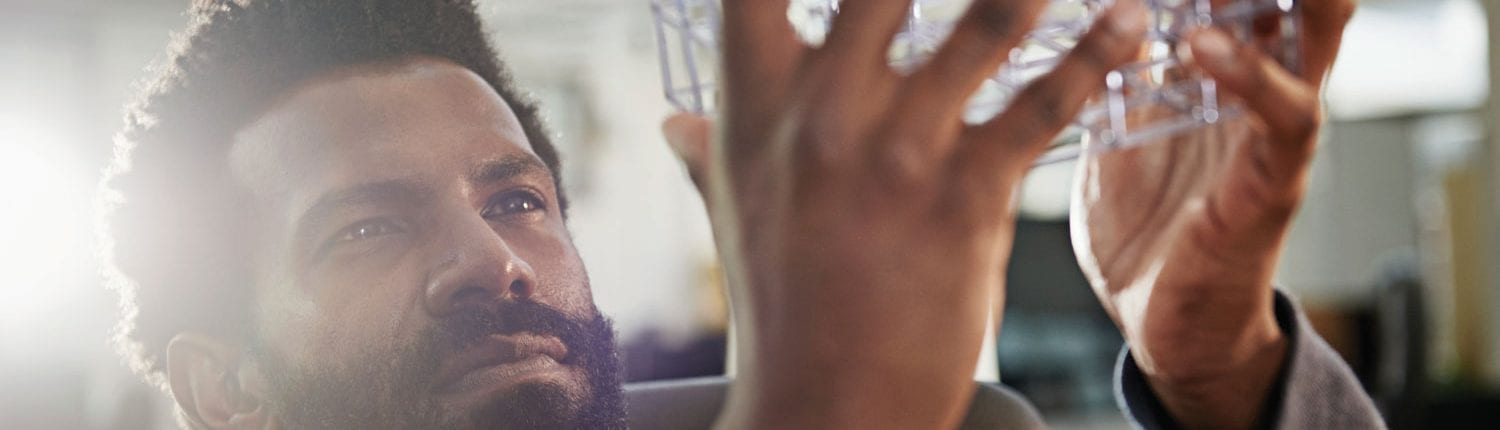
[435,333,570,394]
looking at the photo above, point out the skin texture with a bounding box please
[661,0,1355,429]
[164,58,624,429]
[664,0,1148,428]
[1072,1,1357,428]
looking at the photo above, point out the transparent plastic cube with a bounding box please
[651,0,1301,166]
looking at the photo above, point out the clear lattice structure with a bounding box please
[651,0,1302,165]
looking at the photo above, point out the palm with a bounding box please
[1073,106,1277,355]
[1065,1,1355,427]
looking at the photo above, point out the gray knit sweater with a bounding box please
[623,291,1387,429]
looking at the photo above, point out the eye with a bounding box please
[332,218,406,244]
[483,190,547,218]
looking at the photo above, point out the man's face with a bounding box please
[226,57,621,429]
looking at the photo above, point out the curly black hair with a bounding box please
[98,0,565,387]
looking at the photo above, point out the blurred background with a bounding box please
[0,0,1495,428]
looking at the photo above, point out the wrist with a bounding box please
[1142,316,1289,430]
[720,324,984,430]
[719,363,975,430]
[1140,309,1284,386]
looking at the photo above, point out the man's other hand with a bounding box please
[1070,1,1356,429]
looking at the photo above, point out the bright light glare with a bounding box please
[0,116,86,316]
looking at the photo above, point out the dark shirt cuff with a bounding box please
[1113,290,1299,430]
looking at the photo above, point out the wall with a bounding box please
[1484,0,1500,387]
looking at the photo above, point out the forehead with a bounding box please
[228,57,539,209]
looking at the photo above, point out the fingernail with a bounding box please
[1189,29,1238,68]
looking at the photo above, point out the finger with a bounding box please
[722,0,804,90]
[1297,0,1357,84]
[896,0,1047,130]
[662,113,715,196]
[1190,28,1320,235]
[958,0,1147,169]
[1190,28,1319,147]
[822,0,917,67]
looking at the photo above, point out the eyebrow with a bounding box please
[290,154,550,248]
[294,180,428,245]
[468,154,551,187]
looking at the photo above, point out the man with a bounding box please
[100,0,1380,429]
[103,1,619,427]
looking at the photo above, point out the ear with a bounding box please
[165,333,271,429]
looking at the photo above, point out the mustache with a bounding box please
[247,300,625,429]
[429,301,594,364]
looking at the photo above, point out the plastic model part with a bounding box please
[650,0,1302,165]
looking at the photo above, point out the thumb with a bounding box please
[662,113,715,194]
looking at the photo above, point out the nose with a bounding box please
[423,218,538,317]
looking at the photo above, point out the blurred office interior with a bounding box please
[0,0,1496,428]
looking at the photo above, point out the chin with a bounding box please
[448,366,594,429]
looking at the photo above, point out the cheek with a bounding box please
[513,227,594,319]
[265,263,429,367]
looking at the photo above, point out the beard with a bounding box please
[249,301,625,430]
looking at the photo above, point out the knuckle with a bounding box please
[1075,41,1113,73]
[941,165,1000,227]
[947,198,1001,238]
[869,140,932,190]
[1079,24,1136,69]
[1087,15,1128,47]
[1021,80,1070,131]
[795,135,841,169]
[953,158,999,200]
[1244,65,1272,94]
[951,133,1028,195]
[970,0,1021,40]
[794,109,853,166]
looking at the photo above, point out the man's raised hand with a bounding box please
[663,0,1146,428]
